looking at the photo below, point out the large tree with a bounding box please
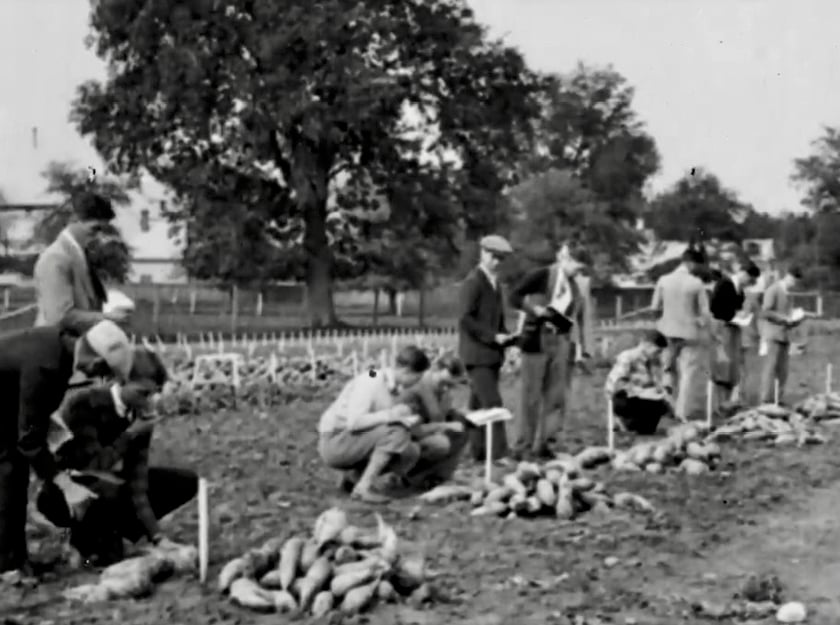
[525,64,660,219]
[505,168,641,284]
[72,0,545,326]
[792,125,840,212]
[646,168,749,242]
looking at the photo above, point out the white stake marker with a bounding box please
[198,477,209,584]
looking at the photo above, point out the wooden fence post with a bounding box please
[231,285,239,336]
[2,288,9,311]
[816,293,824,317]
[614,294,623,319]
[189,288,197,315]
[152,285,161,334]
[256,291,264,317]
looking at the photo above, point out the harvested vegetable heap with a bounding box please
[419,454,654,520]
[613,422,722,475]
[63,543,198,603]
[219,508,431,617]
[708,400,831,447]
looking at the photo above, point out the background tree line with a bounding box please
[4,0,840,323]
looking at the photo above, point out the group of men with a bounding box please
[604,247,808,434]
[317,234,596,499]
[316,235,813,499]
[0,192,197,581]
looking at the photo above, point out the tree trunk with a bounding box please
[386,288,398,315]
[293,143,338,328]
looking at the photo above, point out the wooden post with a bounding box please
[816,293,824,317]
[418,282,426,327]
[256,291,264,317]
[152,285,161,333]
[231,285,239,336]
[372,288,380,326]
[189,288,197,315]
[2,288,8,311]
[614,294,623,319]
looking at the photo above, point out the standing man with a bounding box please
[759,266,804,404]
[0,320,134,578]
[508,244,592,459]
[33,191,129,336]
[709,260,761,407]
[458,235,514,462]
[650,247,711,422]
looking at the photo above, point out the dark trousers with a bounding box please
[0,453,30,572]
[465,364,508,461]
[37,467,197,558]
[611,393,670,435]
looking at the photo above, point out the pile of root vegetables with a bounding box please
[708,403,827,447]
[418,454,655,520]
[219,508,431,617]
[612,422,722,475]
[63,544,198,603]
[794,392,840,423]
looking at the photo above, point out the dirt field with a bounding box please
[4,339,840,625]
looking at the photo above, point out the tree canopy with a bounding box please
[792,126,840,212]
[646,168,749,243]
[73,0,546,326]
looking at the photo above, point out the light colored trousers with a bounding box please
[662,337,711,420]
[759,340,789,404]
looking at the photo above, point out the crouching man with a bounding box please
[36,347,197,567]
[605,330,672,435]
[319,345,445,504]
[397,354,469,489]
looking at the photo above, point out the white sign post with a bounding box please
[197,477,209,584]
[465,408,513,485]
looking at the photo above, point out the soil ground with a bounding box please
[3,340,840,625]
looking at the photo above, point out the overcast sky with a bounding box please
[2,0,839,213]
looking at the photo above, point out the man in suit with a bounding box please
[36,347,197,567]
[508,243,593,459]
[650,248,711,421]
[34,191,129,336]
[759,266,804,404]
[458,235,514,462]
[0,320,133,577]
[709,260,761,407]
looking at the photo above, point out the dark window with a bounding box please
[140,209,150,232]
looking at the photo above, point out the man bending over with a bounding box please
[605,330,672,435]
[318,345,431,503]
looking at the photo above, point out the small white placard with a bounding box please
[103,289,136,314]
[464,407,513,427]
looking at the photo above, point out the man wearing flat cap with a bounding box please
[33,191,130,336]
[458,234,514,461]
[0,320,133,579]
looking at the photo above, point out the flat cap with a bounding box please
[84,319,133,381]
[480,234,513,254]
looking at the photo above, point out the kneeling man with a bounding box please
[37,347,198,566]
[605,330,672,435]
[398,354,468,488]
[318,346,431,503]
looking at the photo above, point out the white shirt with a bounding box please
[479,265,498,291]
[111,383,129,419]
[318,368,402,434]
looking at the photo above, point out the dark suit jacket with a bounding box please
[33,226,107,336]
[0,326,76,480]
[509,266,593,354]
[458,268,507,367]
[710,276,745,322]
[53,386,160,540]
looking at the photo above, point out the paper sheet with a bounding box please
[731,313,753,328]
[103,289,136,314]
[789,307,805,323]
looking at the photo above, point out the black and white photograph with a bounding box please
[2,0,840,623]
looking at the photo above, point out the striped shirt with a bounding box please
[604,345,663,398]
[318,368,403,434]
